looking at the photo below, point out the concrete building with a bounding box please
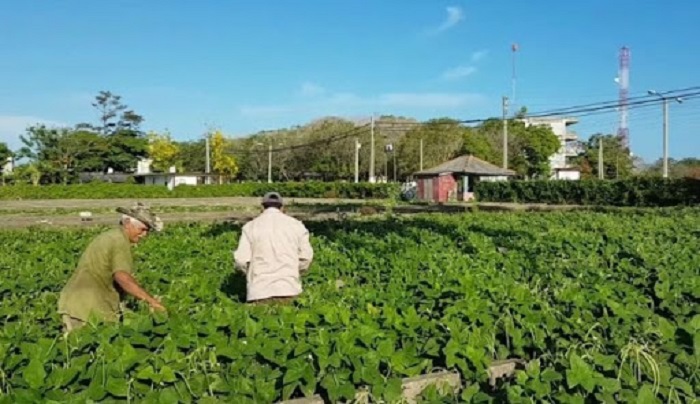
[1,157,14,176]
[521,117,583,180]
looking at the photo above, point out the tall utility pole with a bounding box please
[616,46,630,151]
[204,134,211,185]
[267,143,272,183]
[662,99,669,178]
[369,115,376,183]
[354,138,361,183]
[419,138,424,171]
[511,43,519,105]
[598,137,604,179]
[502,96,509,169]
[648,90,683,178]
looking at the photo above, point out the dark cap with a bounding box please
[262,192,283,206]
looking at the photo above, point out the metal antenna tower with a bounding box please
[617,46,630,151]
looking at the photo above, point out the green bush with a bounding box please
[475,178,700,207]
[0,182,400,200]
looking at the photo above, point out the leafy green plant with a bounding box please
[0,209,697,402]
[475,178,700,207]
[0,182,400,200]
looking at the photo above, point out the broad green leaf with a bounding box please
[106,376,129,397]
[22,358,46,390]
[525,359,540,378]
[460,383,480,402]
[540,368,563,382]
[160,366,177,383]
[597,377,620,393]
[637,384,660,404]
[158,386,180,404]
[136,365,159,382]
[119,342,140,371]
[566,354,596,393]
[383,377,403,402]
[245,317,259,339]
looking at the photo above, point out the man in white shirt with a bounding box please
[233,192,314,304]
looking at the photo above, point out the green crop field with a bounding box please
[0,210,698,403]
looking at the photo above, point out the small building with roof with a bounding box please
[413,155,516,203]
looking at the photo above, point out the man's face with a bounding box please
[124,218,149,244]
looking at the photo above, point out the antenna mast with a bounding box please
[617,46,630,152]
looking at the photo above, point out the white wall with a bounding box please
[2,157,14,175]
[137,159,153,174]
[143,174,201,188]
[479,175,509,182]
[523,117,579,174]
[555,170,580,180]
[173,176,198,186]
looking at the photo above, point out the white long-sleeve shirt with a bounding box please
[233,208,313,301]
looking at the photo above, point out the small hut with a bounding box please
[414,155,516,202]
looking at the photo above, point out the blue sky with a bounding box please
[1,0,698,161]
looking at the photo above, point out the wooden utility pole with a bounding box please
[598,138,604,179]
[354,138,360,183]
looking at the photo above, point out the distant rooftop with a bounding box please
[415,155,517,176]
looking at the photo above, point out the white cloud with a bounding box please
[439,49,488,81]
[0,115,67,149]
[470,49,489,63]
[441,66,478,81]
[429,6,465,34]
[299,82,326,97]
[239,86,486,118]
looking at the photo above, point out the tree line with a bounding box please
[1,91,697,185]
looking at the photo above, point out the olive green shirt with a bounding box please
[58,228,134,322]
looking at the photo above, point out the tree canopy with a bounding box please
[4,92,687,184]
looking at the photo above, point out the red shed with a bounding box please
[414,155,516,202]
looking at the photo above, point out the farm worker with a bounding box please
[57,202,166,333]
[233,192,314,304]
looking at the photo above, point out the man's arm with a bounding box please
[233,228,252,273]
[298,227,313,273]
[113,271,165,311]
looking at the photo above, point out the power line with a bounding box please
[220,85,700,156]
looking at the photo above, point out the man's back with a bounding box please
[234,208,313,302]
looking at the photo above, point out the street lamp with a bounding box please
[648,90,683,178]
[385,144,396,182]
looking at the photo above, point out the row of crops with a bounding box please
[0,182,399,200]
[0,210,698,402]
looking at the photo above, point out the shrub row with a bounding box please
[475,178,700,207]
[0,182,400,200]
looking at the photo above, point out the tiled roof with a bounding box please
[415,155,517,176]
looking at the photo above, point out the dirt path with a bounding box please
[0,197,378,211]
[0,196,609,229]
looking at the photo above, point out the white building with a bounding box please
[1,157,14,176]
[136,158,153,175]
[521,116,582,180]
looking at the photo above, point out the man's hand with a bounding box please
[148,297,167,312]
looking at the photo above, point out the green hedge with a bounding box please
[475,178,700,207]
[0,182,400,200]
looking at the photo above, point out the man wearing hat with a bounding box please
[233,192,314,304]
[58,202,166,332]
